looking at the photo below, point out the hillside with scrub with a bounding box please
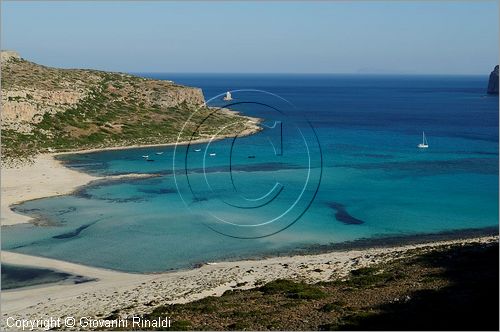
[1,51,259,163]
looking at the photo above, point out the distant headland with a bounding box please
[487,65,499,94]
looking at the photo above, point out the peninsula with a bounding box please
[1,51,259,163]
[1,51,498,331]
[0,50,260,225]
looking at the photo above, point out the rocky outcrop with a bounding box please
[2,89,87,133]
[1,51,257,161]
[1,51,205,133]
[0,50,20,63]
[487,65,499,95]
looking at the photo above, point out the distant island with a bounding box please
[0,51,259,163]
[487,65,499,94]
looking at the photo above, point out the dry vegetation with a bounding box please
[1,55,258,163]
[109,242,498,331]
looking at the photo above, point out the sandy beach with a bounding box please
[2,235,496,331]
[0,154,162,226]
[1,141,497,330]
[1,154,98,226]
[0,119,261,227]
[2,3,499,329]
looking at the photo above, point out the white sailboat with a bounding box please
[223,91,233,101]
[417,131,429,149]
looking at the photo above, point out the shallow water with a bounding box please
[3,74,498,272]
[1,264,94,290]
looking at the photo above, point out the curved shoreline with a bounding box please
[4,226,498,275]
[2,235,497,330]
[0,155,163,227]
[2,128,498,328]
[1,124,261,227]
[1,154,98,226]
[53,126,261,156]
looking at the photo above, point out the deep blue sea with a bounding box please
[3,74,498,272]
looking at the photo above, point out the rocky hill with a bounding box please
[1,51,259,162]
[487,65,499,94]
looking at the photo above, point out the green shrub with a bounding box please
[259,279,326,300]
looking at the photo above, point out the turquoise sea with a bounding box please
[2,74,498,273]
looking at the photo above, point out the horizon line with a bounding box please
[129,71,491,77]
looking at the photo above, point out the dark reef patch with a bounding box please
[73,188,147,203]
[328,202,364,225]
[189,162,305,174]
[10,206,61,226]
[129,177,165,186]
[137,188,176,195]
[339,157,498,176]
[351,153,394,159]
[55,207,77,216]
[191,196,208,204]
[52,220,99,239]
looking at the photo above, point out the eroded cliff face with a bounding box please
[2,89,87,133]
[1,52,205,134]
[0,51,257,161]
[487,65,499,95]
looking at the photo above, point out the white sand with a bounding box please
[0,120,264,226]
[1,119,261,226]
[1,154,161,226]
[1,149,497,330]
[1,236,497,331]
[1,154,98,226]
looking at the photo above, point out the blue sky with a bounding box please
[1,1,498,74]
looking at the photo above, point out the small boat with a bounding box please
[155,152,164,155]
[248,155,256,159]
[146,159,155,162]
[142,155,149,158]
[194,148,201,152]
[417,131,429,149]
[223,91,233,101]
[209,153,216,157]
